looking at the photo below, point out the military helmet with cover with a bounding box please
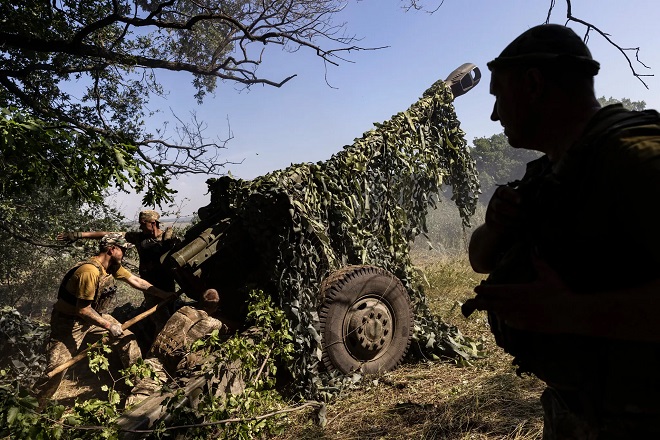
[139,210,160,224]
[100,232,134,252]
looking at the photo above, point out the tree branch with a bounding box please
[37,400,323,434]
[548,0,653,89]
[0,221,64,249]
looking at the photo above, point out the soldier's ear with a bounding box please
[524,67,545,102]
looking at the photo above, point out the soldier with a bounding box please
[58,210,182,350]
[58,210,180,291]
[36,233,176,403]
[463,24,660,438]
[125,289,230,407]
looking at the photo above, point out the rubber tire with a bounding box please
[319,265,413,374]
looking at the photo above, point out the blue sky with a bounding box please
[110,0,660,220]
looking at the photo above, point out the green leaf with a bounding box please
[6,406,19,424]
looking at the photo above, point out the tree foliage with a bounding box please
[470,134,540,203]
[0,183,123,312]
[598,96,646,111]
[0,0,395,240]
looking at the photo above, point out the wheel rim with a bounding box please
[343,296,395,362]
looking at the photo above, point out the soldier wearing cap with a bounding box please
[463,24,660,438]
[58,209,180,291]
[36,233,176,403]
[126,210,180,292]
[57,210,181,351]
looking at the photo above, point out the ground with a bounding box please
[271,253,546,440]
[49,253,546,439]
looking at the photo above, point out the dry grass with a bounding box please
[273,253,545,440]
[48,253,546,439]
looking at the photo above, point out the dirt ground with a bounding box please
[53,350,134,407]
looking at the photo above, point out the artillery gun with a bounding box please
[118,64,482,435]
[165,63,481,380]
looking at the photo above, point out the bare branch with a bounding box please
[37,401,322,434]
[548,0,653,89]
[0,221,64,249]
[401,0,445,13]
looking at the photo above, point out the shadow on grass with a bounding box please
[285,372,543,440]
[404,372,543,439]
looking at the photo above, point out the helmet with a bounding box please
[100,233,134,251]
[487,24,600,76]
[139,210,160,224]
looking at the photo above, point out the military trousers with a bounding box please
[35,310,141,402]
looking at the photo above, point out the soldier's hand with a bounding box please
[108,323,123,337]
[57,231,82,242]
[465,255,573,332]
[484,185,523,235]
[161,291,177,300]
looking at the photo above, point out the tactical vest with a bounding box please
[135,228,178,291]
[57,259,118,314]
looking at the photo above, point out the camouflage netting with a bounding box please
[202,78,481,399]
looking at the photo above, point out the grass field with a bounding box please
[39,250,548,439]
[273,253,545,440]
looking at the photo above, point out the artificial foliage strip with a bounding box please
[205,78,482,399]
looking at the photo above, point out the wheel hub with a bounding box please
[345,297,394,360]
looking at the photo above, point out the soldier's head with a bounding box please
[488,24,599,78]
[139,210,161,236]
[200,288,220,315]
[487,24,600,150]
[99,233,134,264]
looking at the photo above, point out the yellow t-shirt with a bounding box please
[65,257,132,301]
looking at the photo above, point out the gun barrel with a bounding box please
[170,221,230,268]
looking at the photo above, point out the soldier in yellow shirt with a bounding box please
[58,210,180,291]
[36,233,176,403]
[58,210,181,350]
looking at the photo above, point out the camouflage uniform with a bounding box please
[484,105,660,439]
[37,256,141,401]
[124,210,181,351]
[125,210,181,292]
[126,305,229,407]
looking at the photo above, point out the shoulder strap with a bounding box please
[579,106,659,152]
[555,107,660,180]
[57,260,103,305]
[84,258,104,273]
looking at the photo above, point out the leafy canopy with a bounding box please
[0,0,401,241]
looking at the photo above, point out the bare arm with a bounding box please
[57,231,117,241]
[469,223,513,274]
[74,299,117,331]
[469,185,523,274]
[123,274,174,299]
